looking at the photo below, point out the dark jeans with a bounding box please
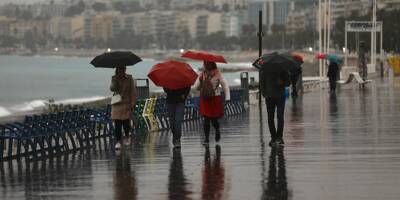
[291,75,299,97]
[203,117,220,139]
[168,103,185,140]
[114,119,130,142]
[329,76,337,92]
[266,97,286,140]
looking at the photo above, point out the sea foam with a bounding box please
[0,107,11,117]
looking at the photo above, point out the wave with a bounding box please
[11,99,48,112]
[234,78,241,85]
[0,107,11,117]
[55,96,108,104]
[1,96,108,117]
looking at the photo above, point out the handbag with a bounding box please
[111,94,122,105]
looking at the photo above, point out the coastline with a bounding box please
[6,48,321,76]
[0,97,111,124]
[23,48,260,63]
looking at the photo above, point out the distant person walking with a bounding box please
[196,61,230,145]
[110,66,137,149]
[260,70,290,146]
[327,60,339,93]
[164,87,191,148]
[290,67,302,97]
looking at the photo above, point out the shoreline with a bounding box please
[0,97,112,124]
[2,48,262,63]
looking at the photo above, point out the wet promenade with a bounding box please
[1,78,400,200]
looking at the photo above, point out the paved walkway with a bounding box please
[1,78,400,200]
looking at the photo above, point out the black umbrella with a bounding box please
[253,53,300,73]
[90,51,142,68]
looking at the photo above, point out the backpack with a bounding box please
[200,72,217,98]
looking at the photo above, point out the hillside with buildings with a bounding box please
[0,0,399,54]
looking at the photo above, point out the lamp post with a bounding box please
[318,0,331,83]
[318,0,322,81]
[258,10,263,108]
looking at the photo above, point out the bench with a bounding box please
[337,72,372,85]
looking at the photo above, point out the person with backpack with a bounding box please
[260,69,290,146]
[196,61,230,145]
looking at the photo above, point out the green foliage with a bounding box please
[196,31,239,50]
[23,31,36,53]
[64,0,85,17]
[112,1,142,13]
[92,2,107,12]
[0,35,18,47]
[108,30,154,49]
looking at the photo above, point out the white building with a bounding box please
[247,0,295,34]
[222,11,246,36]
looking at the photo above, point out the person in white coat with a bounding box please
[195,61,230,145]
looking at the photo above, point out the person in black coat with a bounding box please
[164,87,191,148]
[290,67,302,97]
[260,70,290,146]
[327,61,339,93]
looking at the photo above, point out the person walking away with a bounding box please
[110,66,137,149]
[163,87,190,148]
[290,67,302,97]
[327,60,339,94]
[196,61,230,145]
[260,70,290,146]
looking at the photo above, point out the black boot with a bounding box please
[215,130,221,142]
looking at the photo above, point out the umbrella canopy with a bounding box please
[291,53,304,64]
[327,54,343,65]
[281,53,304,68]
[181,50,227,63]
[148,60,198,90]
[90,51,142,68]
[316,53,327,59]
[253,52,300,73]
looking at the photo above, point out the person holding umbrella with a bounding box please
[90,51,142,150]
[110,66,137,149]
[254,53,293,146]
[327,54,342,94]
[148,60,198,148]
[289,53,304,97]
[181,51,230,145]
[196,61,230,145]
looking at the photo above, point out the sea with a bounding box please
[0,55,257,117]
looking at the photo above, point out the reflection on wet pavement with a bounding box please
[262,146,290,200]
[202,145,225,200]
[168,148,191,200]
[1,78,400,200]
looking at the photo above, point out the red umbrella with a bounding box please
[148,60,198,90]
[316,53,327,59]
[291,53,304,63]
[181,50,227,63]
